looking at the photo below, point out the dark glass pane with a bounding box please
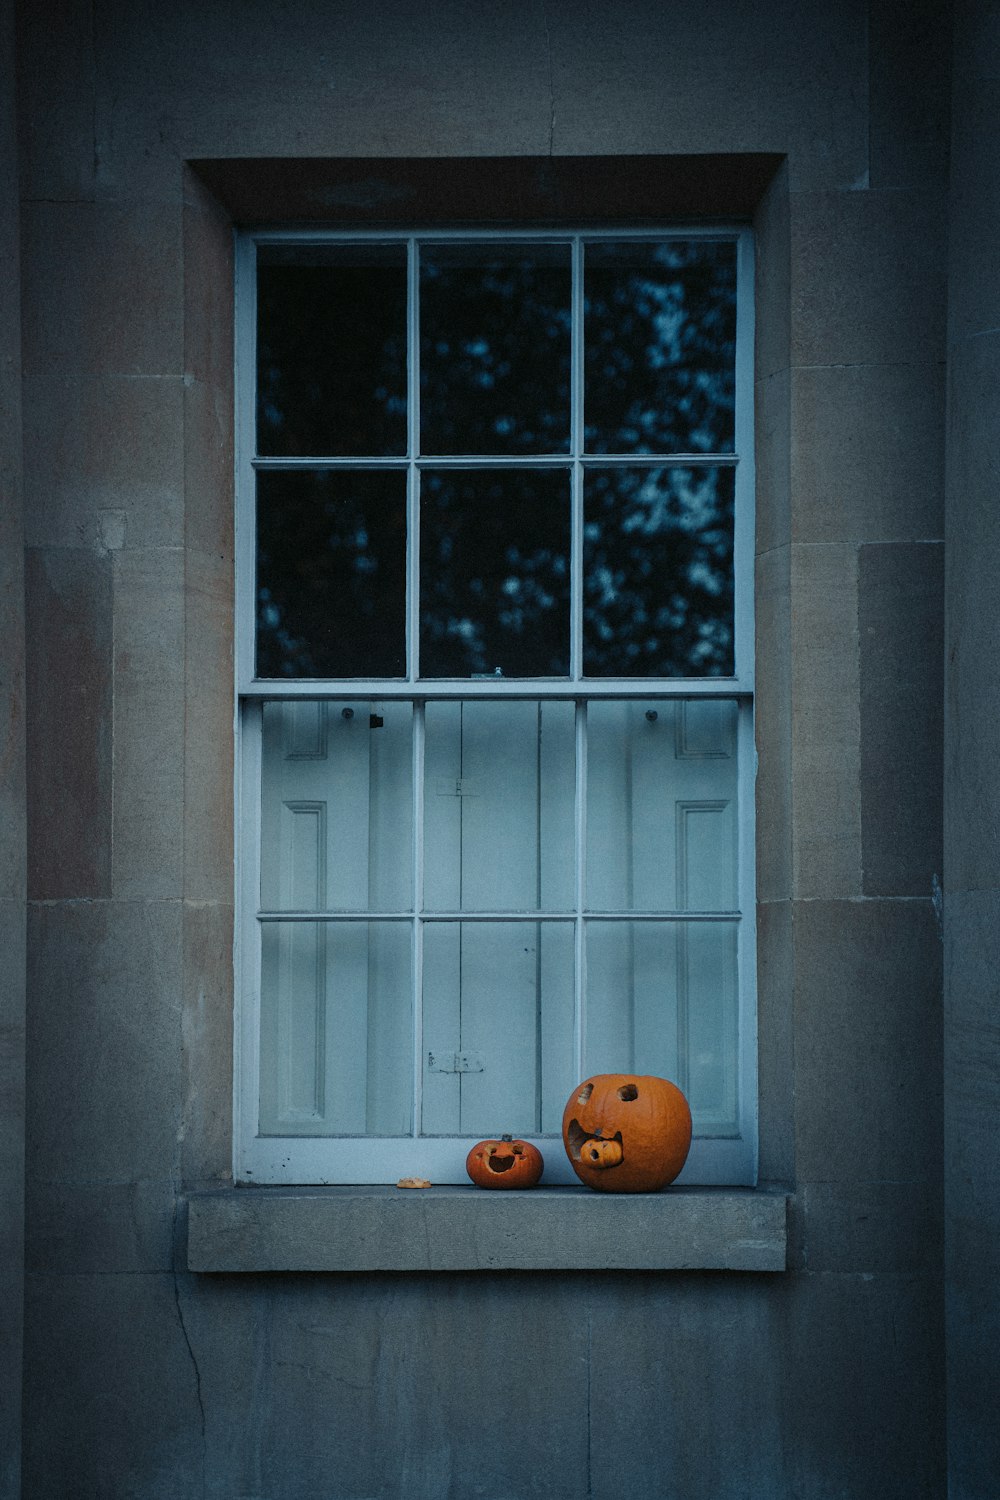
[257,244,407,457]
[420,470,570,677]
[257,470,406,678]
[583,467,735,677]
[420,243,571,455]
[584,240,737,454]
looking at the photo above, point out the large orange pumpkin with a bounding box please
[466,1135,544,1189]
[562,1074,692,1192]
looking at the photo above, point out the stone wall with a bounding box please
[944,2,1000,1495]
[1,0,26,1493]
[12,2,958,1495]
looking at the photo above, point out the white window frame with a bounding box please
[234,226,757,1186]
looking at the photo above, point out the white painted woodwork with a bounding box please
[259,702,414,1134]
[236,225,757,1185]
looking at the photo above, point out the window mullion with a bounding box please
[412,700,426,1139]
[570,235,584,684]
[574,698,587,1086]
[407,236,420,683]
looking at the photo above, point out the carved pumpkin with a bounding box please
[466,1135,544,1189]
[562,1074,691,1192]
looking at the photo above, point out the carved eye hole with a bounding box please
[617,1083,639,1102]
[577,1083,594,1105]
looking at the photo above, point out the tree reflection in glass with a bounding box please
[257,470,406,678]
[420,470,571,677]
[420,243,571,456]
[584,240,736,455]
[583,467,735,677]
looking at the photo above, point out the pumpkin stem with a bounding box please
[501,1134,512,1142]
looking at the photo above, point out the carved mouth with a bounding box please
[486,1153,516,1174]
[566,1118,624,1168]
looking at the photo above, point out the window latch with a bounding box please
[427,1050,485,1074]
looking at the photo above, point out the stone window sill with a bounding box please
[186,1185,788,1273]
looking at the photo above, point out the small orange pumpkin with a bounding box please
[466,1135,544,1190]
[562,1074,691,1192]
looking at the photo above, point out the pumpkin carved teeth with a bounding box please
[466,1137,544,1189]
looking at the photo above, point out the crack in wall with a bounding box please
[172,1203,207,1497]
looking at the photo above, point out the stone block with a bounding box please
[859,542,944,896]
[948,79,1000,344]
[16,0,96,201]
[22,1272,205,1500]
[794,1179,943,1274]
[951,2,1000,81]
[588,1275,784,1499]
[754,162,791,383]
[22,375,185,551]
[187,1187,789,1273]
[25,1179,175,1274]
[947,1273,1000,1500]
[20,202,183,380]
[790,543,861,899]
[0,532,25,904]
[756,367,791,556]
[254,1274,590,1499]
[792,363,945,544]
[184,380,234,561]
[756,544,792,904]
[944,333,1000,896]
[0,903,26,1308]
[793,899,942,1185]
[944,888,1000,1244]
[548,0,867,190]
[781,1271,945,1498]
[868,0,951,189]
[790,188,948,368]
[756,898,794,1184]
[25,547,113,900]
[181,900,234,1184]
[183,548,234,902]
[183,180,234,390]
[26,900,183,1183]
[943,850,1000,1500]
[112,548,185,899]
[92,0,552,199]
[0,897,26,1167]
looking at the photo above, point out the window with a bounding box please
[235,229,756,1185]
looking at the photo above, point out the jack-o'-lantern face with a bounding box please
[466,1135,544,1189]
[562,1074,692,1192]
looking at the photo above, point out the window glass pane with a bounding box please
[585,920,738,1137]
[583,466,735,677]
[261,701,413,912]
[257,469,406,678]
[584,239,736,454]
[256,243,407,457]
[420,242,571,455]
[421,922,575,1137]
[586,700,738,912]
[420,469,570,677]
[424,701,575,912]
[259,920,412,1135]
